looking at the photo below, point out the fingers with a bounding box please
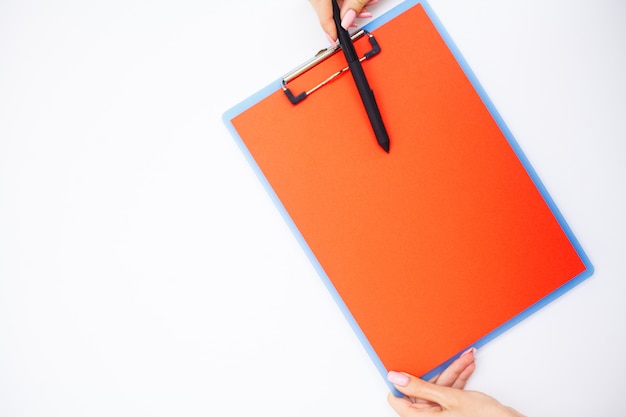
[451,358,475,389]
[309,0,378,43]
[431,347,476,389]
[388,372,526,417]
[388,347,477,413]
[339,0,375,29]
[387,371,457,409]
[309,0,336,42]
[387,391,440,417]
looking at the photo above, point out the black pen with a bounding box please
[331,0,390,153]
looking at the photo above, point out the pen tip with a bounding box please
[381,142,390,153]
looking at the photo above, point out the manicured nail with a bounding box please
[341,9,357,30]
[358,11,373,18]
[325,32,337,47]
[461,347,477,357]
[387,371,410,387]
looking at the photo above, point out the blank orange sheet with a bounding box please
[225,1,591,382]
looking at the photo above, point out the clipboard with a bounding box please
[223,0,593,394]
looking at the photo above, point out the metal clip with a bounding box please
[281,30,381,105]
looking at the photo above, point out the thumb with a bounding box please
[388,371,456,408]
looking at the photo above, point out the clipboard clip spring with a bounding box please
[281,30,381,105]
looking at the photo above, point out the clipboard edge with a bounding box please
[222,0,595,395]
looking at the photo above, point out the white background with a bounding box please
[1,1,625,416]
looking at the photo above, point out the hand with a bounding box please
[387,352,526,417]
[308,0,379,44]
[394,348,476,412]
[427,348,476,391]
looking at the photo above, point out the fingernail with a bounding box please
[341,9,357,30]
[387,371,410,387]
[358,11,373,18]
[325,32,337,47]
[461,347,477,357]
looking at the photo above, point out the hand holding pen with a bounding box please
[309,0,379,45]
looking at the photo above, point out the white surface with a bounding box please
[1,1,625,416]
